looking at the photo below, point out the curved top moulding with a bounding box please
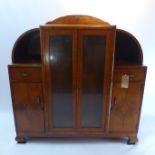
[115,29,143,65]
[46,15,110,26]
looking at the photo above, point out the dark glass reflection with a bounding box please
[81,35,106,128]
[50,35,73,128]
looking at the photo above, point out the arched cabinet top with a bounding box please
[12,28,41,63]
[46,15,110,26]
[11,15,144,65]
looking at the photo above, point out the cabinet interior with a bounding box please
[12,28,41,63]
[115,29,143,65]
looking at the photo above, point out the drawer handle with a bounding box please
[129,74,135,78]
[21,73,28,77]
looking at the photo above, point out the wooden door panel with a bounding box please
[12,83,44,133]
[109,82,143,132]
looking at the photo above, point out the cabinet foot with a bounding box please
[127,136,138,145]
[15,136,27,143]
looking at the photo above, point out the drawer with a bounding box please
[113,66,147,82]
[9,66,42,82]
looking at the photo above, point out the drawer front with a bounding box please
[9,66,42,82]
[113,66,147,82]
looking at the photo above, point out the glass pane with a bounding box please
[81,35,106,128]
[50,35,73,128]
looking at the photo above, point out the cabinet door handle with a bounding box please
[111,97,117,111]
[114,97,117,105]
[37,96,44,110]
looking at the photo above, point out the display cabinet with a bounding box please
[8,15,147,144]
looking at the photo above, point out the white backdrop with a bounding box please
[0,0,155,116]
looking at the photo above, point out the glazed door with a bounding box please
[78,29,116,132]
[42,29,77,132]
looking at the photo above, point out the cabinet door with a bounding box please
[109,66,147,133]
[78,29,116,132]
[109,82,144,132]
[12,83,44,134]
[42,29,77,132]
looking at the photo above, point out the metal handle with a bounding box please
[37,96,44,110]
[111,97,117,111]
[21,73,28,77]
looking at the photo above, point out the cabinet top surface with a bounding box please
[41,15,115,30]
[40,24,116,30]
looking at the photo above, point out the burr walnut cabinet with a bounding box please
[8,15,147,144]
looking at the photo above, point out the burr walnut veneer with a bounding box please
[8,15,147,144]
